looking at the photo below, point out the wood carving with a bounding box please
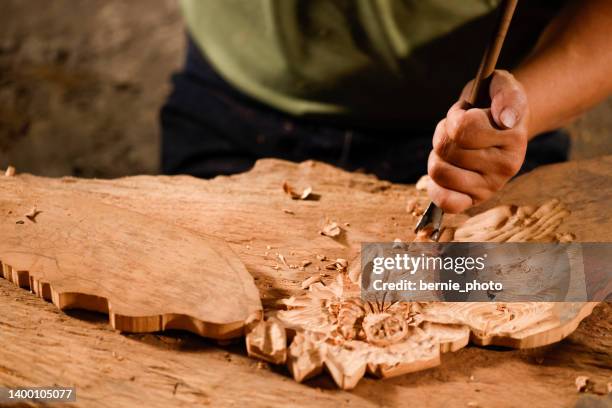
[245,318,287,364]
[0,175,262,340]
[251,199,600,389]
[1,157,609,396]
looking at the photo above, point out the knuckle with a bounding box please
[498,152,523,177]
[452,113,478,146]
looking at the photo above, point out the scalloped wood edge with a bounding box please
[0,261,261,339]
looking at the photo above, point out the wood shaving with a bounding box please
[282,181,312,200]
[575,375,589,392]
[406,198,417,213]
[320,222,341,237]
[406,197,425,216]
[277,254,288,266]
[325,259,348,273]
[301,260,312,267]
[415,175,430,191]
[555,232,575,243]
[25,207,41,222]
[15,220,24,225]
[5,166,16,177]
[301,275,322,289]
[282,209,295,215]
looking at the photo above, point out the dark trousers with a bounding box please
[160,36,570,183]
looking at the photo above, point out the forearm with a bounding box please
[513,0,612,139]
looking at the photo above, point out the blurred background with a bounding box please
[1,0,611,178]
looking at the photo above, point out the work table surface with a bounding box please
[1,156,611,407]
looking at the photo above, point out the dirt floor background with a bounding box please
[1,0,611,178]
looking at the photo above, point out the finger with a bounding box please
[432,118,486,171]
[445,108,513,149]
[427,178,473,214]
[489,70,528,130]
[432,127,521,175]
[428,151,492,202]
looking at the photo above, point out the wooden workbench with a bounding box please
[1,156,611,407]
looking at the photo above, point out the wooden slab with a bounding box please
[0,156,610,405]
[0,177,262,339]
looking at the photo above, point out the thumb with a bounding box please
[489,70,528,129]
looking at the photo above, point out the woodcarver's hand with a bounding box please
[427,70,529,213]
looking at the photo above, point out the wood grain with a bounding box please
[0,156,610,403]
[0,177,262,339]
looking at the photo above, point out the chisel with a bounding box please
[414,0,519,241]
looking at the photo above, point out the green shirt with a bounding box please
[182,0,563,128]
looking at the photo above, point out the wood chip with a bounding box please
[301,260,312,267]
[278,254,288,266]
[301,275,322,290]
[25,207,41,222]
[392,238,404,249]
[325,259,348,272]
[5,166,15,177]
[555,232,575,243]
[282,181,312,200]
[282,209,295,215]
[335,258,348,269]
[415,175,430,191]
[15,220,24,225]
[575,375,589,392]
[406,197,417,213]
[320,222,341,237]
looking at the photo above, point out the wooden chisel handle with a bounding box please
[467,0,519,108]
